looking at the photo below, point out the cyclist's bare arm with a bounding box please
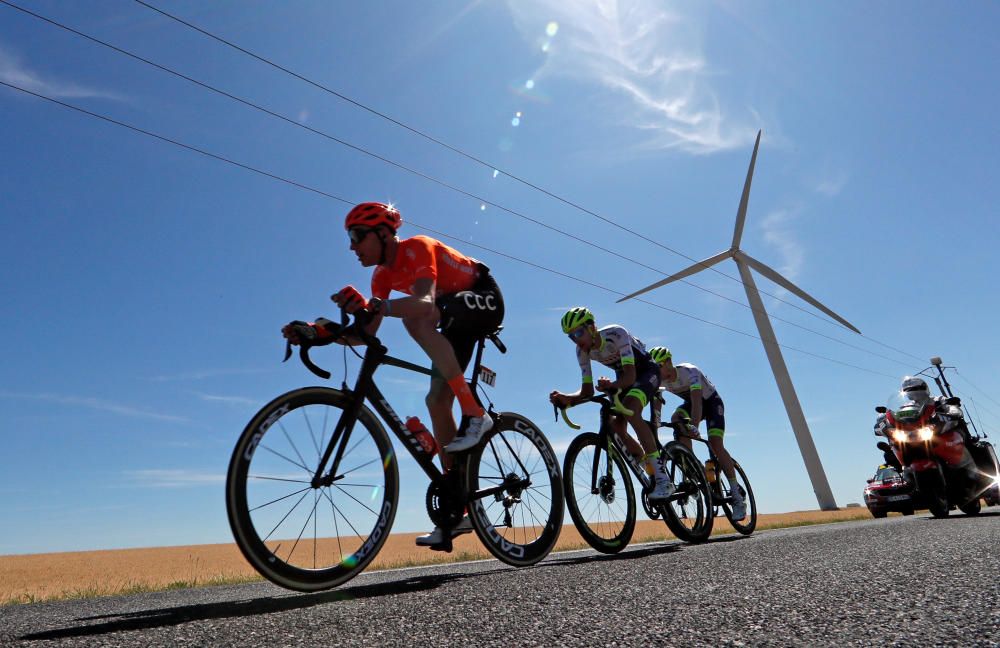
[597,364,636,393]
[380,278,438,320]
[549,383,596,407]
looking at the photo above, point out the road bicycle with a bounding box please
[226,309,564,592]
[661,419,757,535]
[556,393,713,554]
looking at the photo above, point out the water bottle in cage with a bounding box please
[405,416,438,457]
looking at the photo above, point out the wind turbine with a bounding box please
[618,130,858,511]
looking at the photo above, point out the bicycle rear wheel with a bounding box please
[562,432,636,554]
[660,443,714,543]
[466,412,564,566]
[226,387,399,591]
[721,460,757,535]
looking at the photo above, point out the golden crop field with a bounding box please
[1,508,873,605]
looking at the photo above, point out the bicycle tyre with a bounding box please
[562,432,636,554]
[466,412,564,566]
[721,460,757,535]
[226,387,399,592]
[660,443,714,543]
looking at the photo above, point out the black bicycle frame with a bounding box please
[587,397,653,493]
[304,325,520,504]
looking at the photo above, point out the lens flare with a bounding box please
[546,21,559,37]
[892,430,907,443]
[525,80,535,89]
[492,169,499,178]
[511,117,520,127]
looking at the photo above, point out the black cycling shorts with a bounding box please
[614,364,661,409]
[435,264,505,371]
[676,392,726,438]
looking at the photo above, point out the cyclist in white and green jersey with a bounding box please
[648,347,746,520]
[549,307,674,503]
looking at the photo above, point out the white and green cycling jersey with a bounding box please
[660,363,718,400]
[577,324,654,384]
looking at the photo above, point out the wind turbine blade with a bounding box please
[738,252,861,334]
[617,250,732,303]
[731,129,762,251]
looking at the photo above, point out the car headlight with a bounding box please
[892,429,908,443]
[917,426,934,441]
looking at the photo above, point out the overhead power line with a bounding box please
[0,77,899,380]
[130,0,890,335]
[0,0,922,373]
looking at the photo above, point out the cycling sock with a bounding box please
[447,375,484,418]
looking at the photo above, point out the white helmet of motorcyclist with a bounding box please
[901,376,931,403]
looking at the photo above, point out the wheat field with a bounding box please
[1,508,874,605]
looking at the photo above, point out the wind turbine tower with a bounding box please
[619,130,858,510]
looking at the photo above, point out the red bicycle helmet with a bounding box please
[344,202,402,232]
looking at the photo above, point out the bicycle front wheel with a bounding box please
[466,412,564,567]
[563,432,636,554]
[721,460,757,535]
[660,443,714,543]
[226,387,399,592]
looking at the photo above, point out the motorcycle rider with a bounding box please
[900,376,973,445]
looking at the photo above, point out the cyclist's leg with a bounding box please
[403,313,481,421]
[624,365,660,456]
[611,413,644,458]
[425,375,457,471]
[704,396,734,479]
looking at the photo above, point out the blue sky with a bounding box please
[2,1,999,555]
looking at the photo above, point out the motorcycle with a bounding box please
[875,357,1000,518]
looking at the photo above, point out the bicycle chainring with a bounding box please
[426,475,465,529]
[640,485,661,520]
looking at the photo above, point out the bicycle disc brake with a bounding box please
[426,475,465,529]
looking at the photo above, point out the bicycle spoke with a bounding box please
[278,417,311,474]
[249,485,313,513]
[259,443,312,475]
[260,488,312,543]
[248,474,312,484]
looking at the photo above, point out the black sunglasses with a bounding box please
[348,228,373,245]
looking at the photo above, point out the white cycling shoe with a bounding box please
[444,414,493,453]
[647,480,676,503]
[730,497,747,521]
[415,515,474,546]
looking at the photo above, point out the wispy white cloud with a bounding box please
[814,172,849,197]
[149,368,268,382]
[193,392,258,407]
[505,1,757,154]
[0,391,188,423]
[759,206,805,283]
[124,469,225,488]
[0,46,124,101]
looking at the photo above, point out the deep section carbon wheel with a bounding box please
[226,387,398,591]
[562,432,636,554]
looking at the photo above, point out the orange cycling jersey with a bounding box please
[371,235,480,299]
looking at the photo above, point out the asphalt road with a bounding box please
[3,509,999,647]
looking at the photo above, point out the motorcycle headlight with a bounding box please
[917,426,934,441]
[891,429,908,443]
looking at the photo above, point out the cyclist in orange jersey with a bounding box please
[283,202,504,547]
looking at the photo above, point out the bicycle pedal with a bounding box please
[429,539,454,553]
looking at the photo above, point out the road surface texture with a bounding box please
[2,509,998,646]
